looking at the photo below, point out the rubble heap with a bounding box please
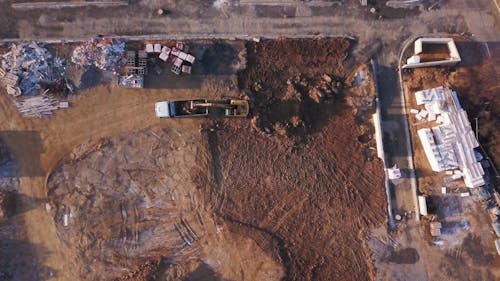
[72,38,126,71]
[14,94,61,118]
[0,42,66,96]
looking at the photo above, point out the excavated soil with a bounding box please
[238,38,350,141]
[200,38,387,281]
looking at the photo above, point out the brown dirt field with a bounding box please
[238,38,350,140]
[44,124,285,281]
[204,118,386,280]
[0,38,386,280]
[198,38,387,281]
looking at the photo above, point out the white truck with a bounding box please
[155,99,209,118]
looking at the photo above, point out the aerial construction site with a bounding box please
[0,1,499,281]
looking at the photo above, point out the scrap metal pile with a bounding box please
[0,42,69,117]
[0,42,66,97]
[71,38,126,71]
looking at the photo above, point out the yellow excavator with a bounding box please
[191,99,249,117]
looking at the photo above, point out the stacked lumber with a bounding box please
[14,95,60,117]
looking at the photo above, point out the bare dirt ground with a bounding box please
[200,38,387,281]
[0,38,386,280]
[45,125,284,281]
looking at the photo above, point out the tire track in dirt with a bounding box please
[0,85,205,280]
[222,214,293,281]
[205,122,225,213]
[202,38,387,281]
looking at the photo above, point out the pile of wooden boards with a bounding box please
[13,94,61,117]
[0,67,21,96]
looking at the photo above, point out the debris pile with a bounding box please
[118,74,143,88]
[0,42,66,96]
[13,94,62,118]
[71,38,126,71]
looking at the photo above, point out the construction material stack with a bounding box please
[118,50,145,88]
[146,41,195,75]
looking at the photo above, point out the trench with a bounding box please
[205,122,225,213]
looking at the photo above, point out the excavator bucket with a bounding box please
[227,100,249,117]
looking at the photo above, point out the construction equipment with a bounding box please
[155,99,249,118]
[192,99,249,117]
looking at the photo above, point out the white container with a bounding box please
[174,57,183,67]
[177,51,188,61]
[460,192,470,197]
[154,44,162,53]
[162,46,171,54]
[145,44,154,53]
[185,54,196,64]
[159,52,169,62]
[418,195,428,216]
[62,214,69,227]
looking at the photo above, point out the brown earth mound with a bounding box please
[47,128,206,279]
[238,38,350,140]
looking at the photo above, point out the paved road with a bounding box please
[1,1,498,45]
[374,54,420,223]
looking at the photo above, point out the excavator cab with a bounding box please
[225,99,249,117]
